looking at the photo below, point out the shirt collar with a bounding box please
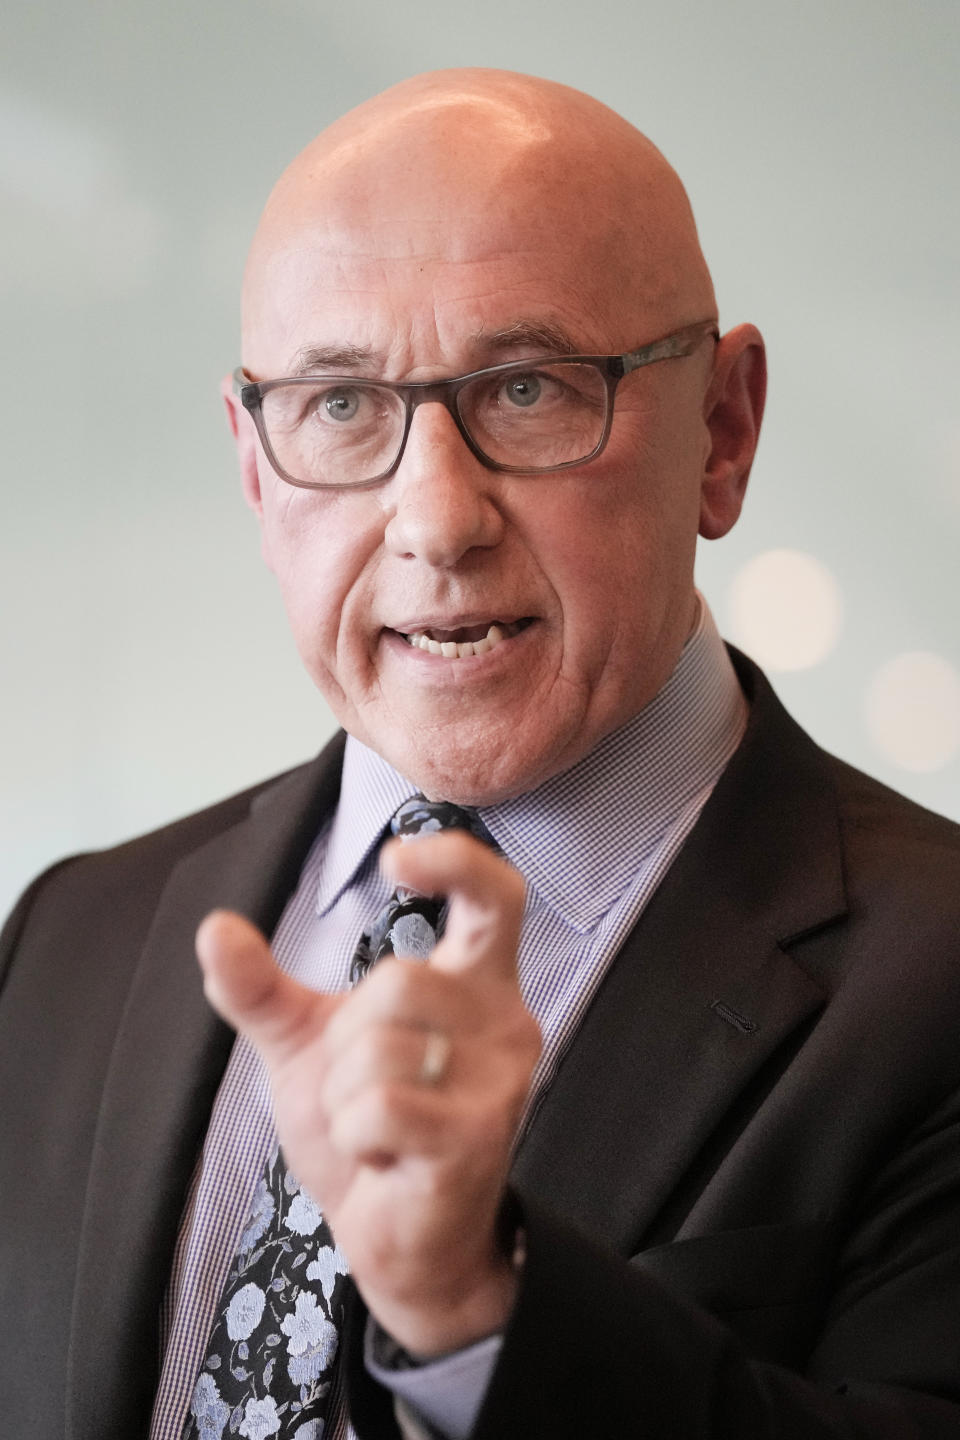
[314,739,418,917]
[316,595,746,929]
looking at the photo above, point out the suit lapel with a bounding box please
[67,735,345,1440]
[513,654,846,1254]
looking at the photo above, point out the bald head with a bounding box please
[242,69,715,367]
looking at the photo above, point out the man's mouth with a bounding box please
[396,618,532,658]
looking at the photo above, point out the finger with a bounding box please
[327,1082,447,1164]
[320,1022,454,1113]
[196,909,333,1060]
[321,957,468,1065]
[382,832,525,980]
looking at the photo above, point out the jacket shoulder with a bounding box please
[828,750,960,855]
[0,748,342,989]
[731,644,960,870]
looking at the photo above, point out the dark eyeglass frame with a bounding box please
[233,317,719,491]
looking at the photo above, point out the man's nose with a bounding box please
[383,403,505,567]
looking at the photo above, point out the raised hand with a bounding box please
[196,829,541,1355]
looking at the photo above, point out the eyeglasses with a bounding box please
[233,318,718,491]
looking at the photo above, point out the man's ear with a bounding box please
[221,373,265,521]
[698,323,767,540]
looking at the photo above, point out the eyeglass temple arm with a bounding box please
[232,367,255,405]
[620,319,719,375]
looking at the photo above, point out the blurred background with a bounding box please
[2,0,958,916]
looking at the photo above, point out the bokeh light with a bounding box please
[865,652,960,774]
[727,549,843,672]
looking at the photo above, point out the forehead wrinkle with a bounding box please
[434,273,627,356]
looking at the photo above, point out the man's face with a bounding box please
[235,145,732,805]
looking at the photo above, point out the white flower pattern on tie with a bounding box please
[183,1147,350,1439]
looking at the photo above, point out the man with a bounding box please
[1,68,959,1440]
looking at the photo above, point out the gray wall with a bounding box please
[3,0,958,916]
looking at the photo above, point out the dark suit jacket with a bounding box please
[2,652,960,1439]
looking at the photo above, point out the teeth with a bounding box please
[403,621,517,658]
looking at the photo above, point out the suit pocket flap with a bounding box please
[631,1221,838,1364]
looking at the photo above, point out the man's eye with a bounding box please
[322,387,362,421]
[501,373,542,408]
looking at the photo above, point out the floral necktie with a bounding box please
[182,797,481,1440]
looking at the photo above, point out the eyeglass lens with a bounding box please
[259,361,609,486]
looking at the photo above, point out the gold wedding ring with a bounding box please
[419,1029,451,1085]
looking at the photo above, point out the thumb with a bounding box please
[196,909,333,1060]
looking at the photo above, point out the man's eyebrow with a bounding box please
[288,344,381,375]
[476,320,583,357]
[285,322,582,379]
